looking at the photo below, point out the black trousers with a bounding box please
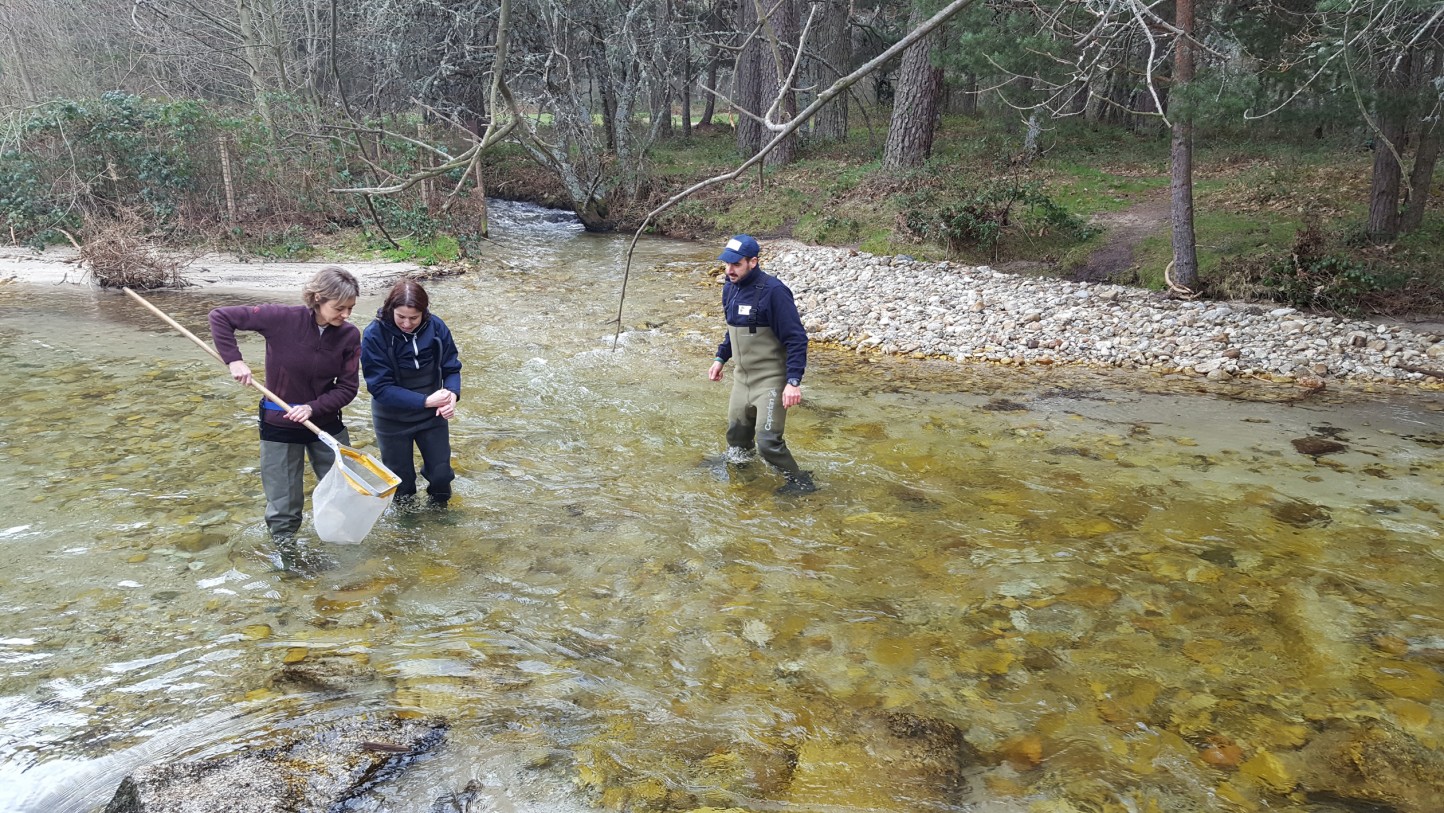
[374,415,454,500]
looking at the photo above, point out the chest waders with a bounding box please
[726,322,802,475]
[372,351,455,503]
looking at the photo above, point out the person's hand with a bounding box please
[424,389,455,409]
[782,384,802,408]
[426,389,457,419]
[708,361,724,382]
[228,360,253,385]
[284,403,313,424]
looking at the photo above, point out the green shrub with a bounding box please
[1252,216,1419,315]
[253,225,315,259]
[0,95,470,245]
[901,180,1097,259]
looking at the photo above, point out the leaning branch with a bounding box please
[610,0,982,348]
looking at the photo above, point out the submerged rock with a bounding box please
[104,714,446,813]
[787,710,979,810]
[1291,436,1348,457]
[272,651,382,694]
[1295,724,1444,813]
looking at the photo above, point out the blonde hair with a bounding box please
[302,266,360,309]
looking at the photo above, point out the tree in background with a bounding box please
[803,0,852,143]
[733,0,766,157]
[1228,0,1442,243]
[1170,0,1200,290]
[1341,2,1443,242]
[882,1,945,170]
[759,0,801,166]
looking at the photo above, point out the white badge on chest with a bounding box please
[738,305,752,315]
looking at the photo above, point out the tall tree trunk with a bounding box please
[1169,0,1199,290]
[1367,51,1413,243]
[809,0,850,142]
[262,0,291,93]
[957,73,978,116]
[1066,78,1088,117]
[656,81,674,140]
[1400,119,1440,235]
[1400,46,1443,234]
[594,39,619,152]
[735,0,764,157]
[700,51,718,125]
[682,49,693,137]
[237,0,274,133]
[761,0,799,166]
[882,5,944,171]
[1,20,38,103]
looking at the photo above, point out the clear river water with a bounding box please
[2,202,1442,812]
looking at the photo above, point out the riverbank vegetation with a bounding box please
[0,0,1441,315]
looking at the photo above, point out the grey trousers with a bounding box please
[259,428,348,538]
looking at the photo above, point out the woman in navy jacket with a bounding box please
[361,279,462,506]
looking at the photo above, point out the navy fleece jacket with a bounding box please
[714,266,808,382]
[361,311,462,415]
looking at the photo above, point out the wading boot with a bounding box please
[775,470,818,496]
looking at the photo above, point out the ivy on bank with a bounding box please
[0,94,479,259]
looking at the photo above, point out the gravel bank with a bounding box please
[772,246,1444,390]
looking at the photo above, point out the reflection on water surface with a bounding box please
[1,217,1442,812]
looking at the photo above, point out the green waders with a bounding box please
[726,323,803,476]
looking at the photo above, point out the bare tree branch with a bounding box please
[610,0,983,348]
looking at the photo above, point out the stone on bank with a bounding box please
[771,246,1444,389]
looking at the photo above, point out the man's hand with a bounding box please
[782,384,802,408]
[708,361,724,382]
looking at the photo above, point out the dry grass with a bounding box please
[73,210,191,289]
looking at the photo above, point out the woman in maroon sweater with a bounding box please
[208,266,361,542]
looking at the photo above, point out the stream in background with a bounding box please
[2,201,1442,812]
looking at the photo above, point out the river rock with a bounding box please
[1293,724,1444,813]
[272,652,382,694]
[768,245,1444,387]
[104,715,447,813]
[786,710,979,810]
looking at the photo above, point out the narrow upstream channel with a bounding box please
[2,201,1442,812]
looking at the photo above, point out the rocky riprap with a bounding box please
[774,247,1444,389]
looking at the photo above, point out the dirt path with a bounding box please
[1070,192,1171,284]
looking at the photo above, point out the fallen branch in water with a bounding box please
[1398,363,1444,379]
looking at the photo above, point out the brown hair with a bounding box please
[301,266,360,309]
[380,278,430,323]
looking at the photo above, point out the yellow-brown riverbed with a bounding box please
[2,214,1442,812]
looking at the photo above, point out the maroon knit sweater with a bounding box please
[208,304,360,433]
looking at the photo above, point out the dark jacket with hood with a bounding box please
[361,310,462,422]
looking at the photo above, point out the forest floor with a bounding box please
[473,115,1444,320]
[1069,191,1172,284]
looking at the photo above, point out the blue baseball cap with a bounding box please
[718,234,760,263]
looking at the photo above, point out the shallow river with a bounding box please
[2,203,1443,812]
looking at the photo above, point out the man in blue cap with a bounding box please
[707,234,817,494]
